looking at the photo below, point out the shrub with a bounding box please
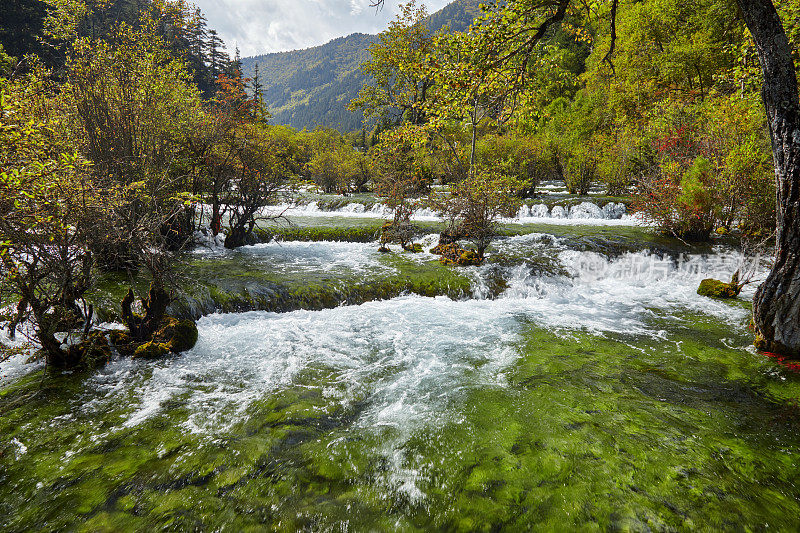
[433,168,527,260]
[633,96,775,240]
[0,71,113,367]
[636,156,721,240]
[372,126,431,249]
[564,148,597,195]
[476,133,563,197]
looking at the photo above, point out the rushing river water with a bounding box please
[1,227,800,531]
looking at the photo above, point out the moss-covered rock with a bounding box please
[404,243,423,253]
[155,317,199,353]
[437,243,484,266]
[109,330,137,357]
[108,315,198,360]
[697,278,741,299]
[458,250,482,266]
[64,332,113,369]
[754,332,800,359]
[133,341,170,359]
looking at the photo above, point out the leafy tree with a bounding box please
[631,94,774,239]
[0,70,112,366]
[64,19,204,266]
[372,126,431,249]
[305,128,373,193]
[223,124,297,248]
[350,1,435,127]
[476,132,557,196]
[193,73,262,237]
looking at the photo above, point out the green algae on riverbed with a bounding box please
[2,304,800,531]
[0,220,787,531]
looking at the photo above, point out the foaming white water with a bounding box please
[262,201,644,226]
[503,213,646,226]
[91,296,520,436]
[0,315,43,384]
[77,246,758,501]
[0,340,40,384]
[94,248,757,433]
[513,249,756,331]
[517,201,628,220]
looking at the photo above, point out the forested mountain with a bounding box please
[240,0,481,132]
[0,0,238,96]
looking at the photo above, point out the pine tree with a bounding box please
[250,63,264,101]
[230,46,242,76]
[206,29,227,79]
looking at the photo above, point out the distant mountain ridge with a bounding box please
[240,0,481,132]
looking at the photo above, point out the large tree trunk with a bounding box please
[736,0,800,355]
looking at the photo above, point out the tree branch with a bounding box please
[602,0,619,75]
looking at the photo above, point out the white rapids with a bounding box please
[2,238,762,501]
[82,245,757,435]
[262,200,643,226]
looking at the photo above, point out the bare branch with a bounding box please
[602,0,619,75]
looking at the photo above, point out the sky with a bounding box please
[192,0,452,57]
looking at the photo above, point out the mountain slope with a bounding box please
[240,0,481,132]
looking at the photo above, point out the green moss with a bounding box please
[7,216,789,530]
[262,224,383,243]
[133,341,170,359]
[170,319,198,352]
[3,305,800,530]
[697,278,741,299]
[153,317,199,353]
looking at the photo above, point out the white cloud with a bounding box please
[191,0,452,56]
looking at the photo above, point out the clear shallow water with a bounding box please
[193,239,397,276]
[1,237,799,531]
